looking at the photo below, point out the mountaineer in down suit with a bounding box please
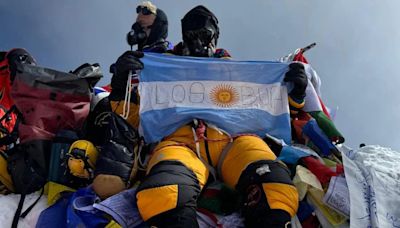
[108,5,307,228]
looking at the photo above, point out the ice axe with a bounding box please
[279,42,317,62]
[299,42,316,54]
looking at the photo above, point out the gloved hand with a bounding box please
[115,50,144,75]
[92,112,140,199]
[284,62,308,101]
[109,51,144,101]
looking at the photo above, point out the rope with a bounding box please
[151,120,260,156]
[148,121,261,181]
[120,71,134,119]
[137,140,150,171]
[130,143,140,179]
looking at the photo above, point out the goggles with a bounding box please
[183,27,215,45]
[136,6,155,15]
[69,148,87,159]
[68,148,96,169]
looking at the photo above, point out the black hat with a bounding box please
[146,8,168,46]
[181,5,219,44]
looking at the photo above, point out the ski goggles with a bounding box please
[136,6,156,15]
[183,27,216,45]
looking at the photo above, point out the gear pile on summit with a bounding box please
[1,2,399,228]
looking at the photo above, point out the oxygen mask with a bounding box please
[182,27,216,57]
[127,22,148,47]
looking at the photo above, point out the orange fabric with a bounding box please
[162,125,230,166]
[149,143,209,188]
[221,136,276,188]
[145,126,297,220]
[262,183,299,217]
[0,153,14,191]
[110,101,140,129]
[161,129,279,189]
[288,96,305,109]
[136,184,179,221]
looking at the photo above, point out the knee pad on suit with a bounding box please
[136,144,208,221]
[237,160,299,226]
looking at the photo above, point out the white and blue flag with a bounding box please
[139,53,291,144]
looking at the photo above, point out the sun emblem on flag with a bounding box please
[209,84,239,107]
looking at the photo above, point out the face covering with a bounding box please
[126,22,148,48]
[181,5,219,57]
[182,27,216,57]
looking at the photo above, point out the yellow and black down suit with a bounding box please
[109,51,300,228]
[138,122,298,227]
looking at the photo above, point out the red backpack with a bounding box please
[0,51,15,110]
[0,50,24,148]
[11,63,101,142]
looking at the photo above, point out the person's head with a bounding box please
[127,1,168,50]
[181,5,219,57]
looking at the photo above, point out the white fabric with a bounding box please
[140,80,288,115]
[291,215,302,228]
[323,176,350,217]
[90,86,110,111]
[341,145,400,228]
[302,63,323,112]
[139,53,293,143]
[278,56,323,112]
[304,64,322,96]
[196,211,218,228]
[278,49,322,96]
[303,78,323,112]
[217,212,245,228]
[0,192,48,228]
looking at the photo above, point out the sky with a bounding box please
[1,0,400,150]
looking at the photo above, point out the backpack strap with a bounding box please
[190,123,217,182]
[11,187,44,228]
[20,187,44,218]
[216,141,234,181]
[11,192,26,228]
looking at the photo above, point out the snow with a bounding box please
[0,145,399,228]
[0,192,48,228]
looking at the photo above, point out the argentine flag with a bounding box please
[139,53,291,144]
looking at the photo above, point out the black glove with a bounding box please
[92,112,140,199]
[284,63,308,101]
[115,50,144,75]
[109,51,144,100]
